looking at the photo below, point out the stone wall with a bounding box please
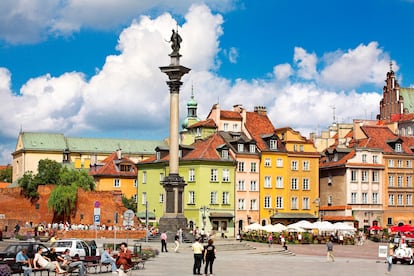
[0,185,141,233]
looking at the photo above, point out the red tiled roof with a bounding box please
[220,110,242,120]
[245,111,276,150]
[360,125,413,153]
[320,149,356,168]
[187,118,217,129]
[90,152,137,177]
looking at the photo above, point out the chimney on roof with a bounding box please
[233,104,243,113]
[116,148,122,160]
[254,106,267,115]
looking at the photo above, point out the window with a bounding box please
[264,158,271,167]
[221,150,229,159]
[302,178,310,190]
[302,197,310,210]
[142,171,147,184]
[249,144,256,153]
[250,162,257,172]
[120,164,132,172]
[276,158,283,167]
[407,194,413,206]
[142,192,147,205]
[293,144,298,151]
[372,193,378,204]
[222,169,230,182]
[159,193,164,203]
[372,171,379,182]
[397,160,403,168]
[269,139,277,149]
[299,145,304,152]
[407,176,413,187]
[222,192,230,205]
[397,176,403,187]
[361,171,368,182]
[351,170,357,182]
[395,143,402,152]
[250,199,257,210]
[372,155,378,164]
[362,193,368,204]
[388,175,394,187]
[276,196,283,208]
[223,123,228,131]
[114,179,120,187]
[237,162,245,172]
[188,191,195,204]
[388,194,394,205]
[238,180,245,191]
[238,199,245,210]
[133,179,137,187]
[210,169,218,182]
[132,194,137,203]
[328,195,332,205]
[264,196,271,208]
[291,178,298,190]
[291,161,298,170]
[362,154,367,163]
[250,180,258,191]
[387,217,393,225]
[156,151,161,160]
[264,176,272,188]
[210,192,218,204]
[238,144,244,152]
[388,159,394,167]
[407,160,412,168]
[276,176,283,188]
[397,194,403,206]
[189,168,195,182]
[291,197,298,209]
[233,123,238,131]
[303,161,310,171]
[351,192,357,204]
[160,173,164,182]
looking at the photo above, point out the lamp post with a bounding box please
[268,208,278,224]
[200,206,210,229]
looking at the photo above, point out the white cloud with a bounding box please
[0,4,396,164]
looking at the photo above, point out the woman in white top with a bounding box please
[33,247,66,274]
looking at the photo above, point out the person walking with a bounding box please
[326,240,335,262]
[268,234,273,248]
[174,233,180,253]
[191,237,204,275]
[386,242,394,274]
[160,231,168,252]
[203,239,216,276]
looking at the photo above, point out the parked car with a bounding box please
[392,243,414,265]
[50,239,96,257]
[0,241,50,261]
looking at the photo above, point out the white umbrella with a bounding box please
[273,223,287,232]
[286,225,305,232]
[313,221,334,232]
[244,222,263,231]
[333,222,356,232]
[288,220,315,230]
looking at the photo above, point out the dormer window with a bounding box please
[269,139,277,150]
[221,149,229,159]
[120,164,132,172]
[196,128,201,136]
[238,144,244,152]
[395,143,402,152]
[156,151,161,160]
[249,144,256,153]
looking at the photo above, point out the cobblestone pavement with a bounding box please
[121,239,413,276]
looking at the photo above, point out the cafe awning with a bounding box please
[136,211,156,219]
[209,212,234,219]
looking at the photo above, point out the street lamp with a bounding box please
[200,206,210,229]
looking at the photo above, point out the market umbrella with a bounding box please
[390,224,414,233]
[313,221,334,232]
[332,222,356,232]
[262,224,278,232]
[245,222,263,231]
[368,225,383,231]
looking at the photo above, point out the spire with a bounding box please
[390,61,393,72]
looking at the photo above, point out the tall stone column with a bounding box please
[158,29,190,233]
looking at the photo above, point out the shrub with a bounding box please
[0,264,11,276]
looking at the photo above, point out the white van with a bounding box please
[50,239,92,257]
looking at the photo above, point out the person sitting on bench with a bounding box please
[33,247,66,274]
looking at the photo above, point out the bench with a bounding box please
[80,256,111,274]
[130,255,145,270]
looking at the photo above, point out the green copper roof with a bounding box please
[401,88,414,112]
[17,132,164,154]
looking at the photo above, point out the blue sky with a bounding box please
[0,0,413,164]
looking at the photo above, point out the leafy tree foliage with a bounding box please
[18,171,40,198]
[36,159,62,184]
[59,167,95,190]
[48,184,78,218]
[122,195,137,212]
[0,166,12,182]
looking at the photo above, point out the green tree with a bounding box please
[18,171,40,198]
[122,195,137,212]
[48,184,78,219]
[36,159,62,184]
[59,167,95,190]
[0,166,12,182]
